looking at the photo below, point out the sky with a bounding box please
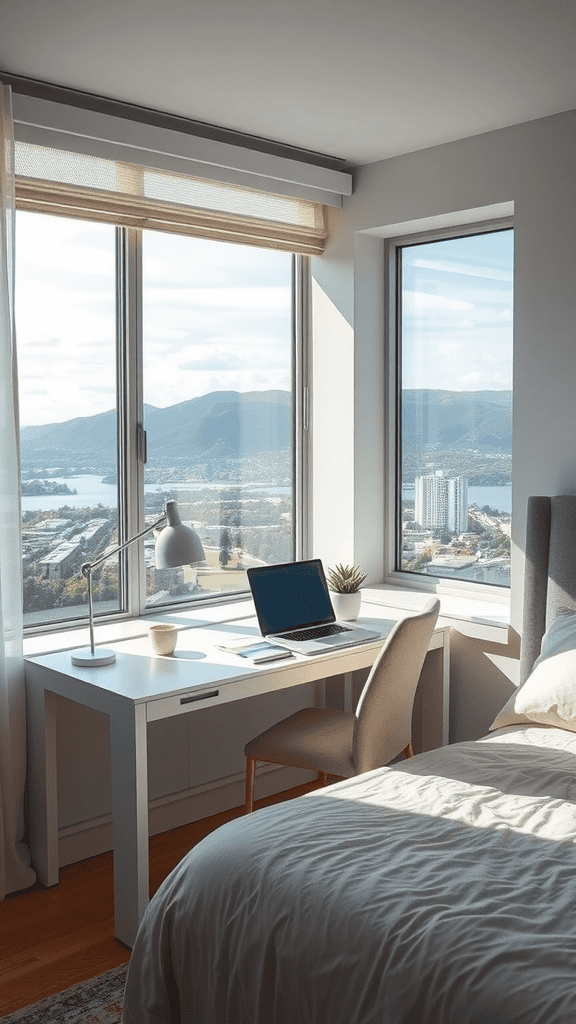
[15,211,292,427]
[401,227,514,392]
[15,212,513,428]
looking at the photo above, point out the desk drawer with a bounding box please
[147,687,225,722]
[145,657,334,722]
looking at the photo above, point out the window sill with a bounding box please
[364,583,510,643]
[23,597,256,658]
[23,582,511,660]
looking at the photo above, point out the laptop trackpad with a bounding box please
[318,632,362,646]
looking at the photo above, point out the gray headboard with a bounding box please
[521,495,576,683]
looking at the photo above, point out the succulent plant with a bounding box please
[326,563,367,594]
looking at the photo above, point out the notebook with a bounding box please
[247,559,381,656]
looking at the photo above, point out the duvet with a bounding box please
[123,724,576,1024]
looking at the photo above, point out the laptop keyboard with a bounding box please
[281,623,351,641]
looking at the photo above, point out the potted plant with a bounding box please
[326,563,367,621]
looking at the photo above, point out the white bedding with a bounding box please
[123,725,576,1024]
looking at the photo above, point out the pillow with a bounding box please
[490,609,576,732]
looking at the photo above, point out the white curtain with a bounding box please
[0,82,35,899]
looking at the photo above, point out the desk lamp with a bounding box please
[70,500,205,667]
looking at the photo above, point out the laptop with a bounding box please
[247,559,381,655]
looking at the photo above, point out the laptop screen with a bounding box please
[247,560,335,636]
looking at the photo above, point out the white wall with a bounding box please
[311,108,576,739]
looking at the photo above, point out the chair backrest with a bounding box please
[352,598,440,774]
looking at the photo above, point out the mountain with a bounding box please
[402,390,511,452]
[146,391,291,462]
[20,390,292,470]
[19,388,511,470]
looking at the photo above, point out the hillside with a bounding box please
[20,390,292,471]
[402,390,511,452]
[20,388,511,472]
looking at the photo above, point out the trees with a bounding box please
[405,546,434,572]
[22,575,61,612]
[219,528,232,567]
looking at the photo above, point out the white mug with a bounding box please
[149,623,178,656]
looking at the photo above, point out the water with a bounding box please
[468,486,511,514]
[21,475,116,512]
[21,474,291,513]
[23,476,511,520]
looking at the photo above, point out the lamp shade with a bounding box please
[155,500,205,569]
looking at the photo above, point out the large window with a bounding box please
[394,225,513,588]
[16,211,299,629]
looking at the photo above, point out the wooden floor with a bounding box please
[0,780,321,1017]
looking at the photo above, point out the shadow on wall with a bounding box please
[450,627,520,743]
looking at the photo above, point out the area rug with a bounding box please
[1,963,128,1023]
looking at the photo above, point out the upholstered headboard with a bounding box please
[521,495,576,683]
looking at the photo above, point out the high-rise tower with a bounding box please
[415,472,468,534]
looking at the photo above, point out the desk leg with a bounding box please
[109,703,149,948]
[26,681,59,886]
[343,673,353,713]
[442,630,451,746]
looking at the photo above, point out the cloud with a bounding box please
[410,257,513,283]
[18,235,115,279]
[19,336,62,350]
[403,291,474,312]
[16,280,115,348]
[455,370,511,388]
[143,234,291,287]
[143,327,188,342]
[435,341,480,361]
[68,291,115,304]
[143,286,290,309]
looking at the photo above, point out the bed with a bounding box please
[122,496,576,1024]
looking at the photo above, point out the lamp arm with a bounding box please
[80,510,167,657]
[80,510,168,579]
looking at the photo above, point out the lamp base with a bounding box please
[71,648,117,667]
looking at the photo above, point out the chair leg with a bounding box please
[318,771,330,786]
[245,757,256,813]
[401,741,414,760]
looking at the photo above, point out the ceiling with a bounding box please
[2,0,576,166]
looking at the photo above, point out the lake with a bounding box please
[21,475,291,513]
[22,476,512,516]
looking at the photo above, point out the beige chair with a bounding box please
[244,597,440,812]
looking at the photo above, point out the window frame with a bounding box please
[18,210,310,636]
[384,217,514,604]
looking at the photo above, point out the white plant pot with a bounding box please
[330,590,362,621]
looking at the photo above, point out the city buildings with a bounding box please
[415,473,468,535]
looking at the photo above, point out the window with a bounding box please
[16,211,302,629]
[393,225,513,589]
[141,231,295,607]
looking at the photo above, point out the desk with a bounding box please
[25,596,450,948]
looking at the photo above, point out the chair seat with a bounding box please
[245,707,356,778]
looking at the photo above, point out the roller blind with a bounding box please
[14,141,327,255]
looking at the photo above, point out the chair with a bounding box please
[244,597,440,812]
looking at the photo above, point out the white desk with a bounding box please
[25,596,450,948]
